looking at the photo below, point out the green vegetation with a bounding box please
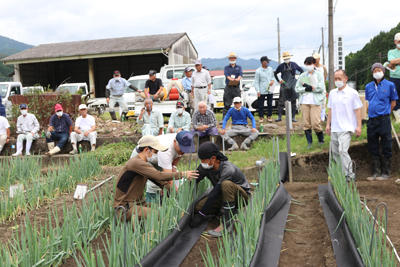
[73,178,211,266]
[0,193,111,266]
[0,157,41,189]
[93,142,136,166]
[0,154,101,222]
[202,157,281,266]
[329,163,398,266]
[346,22,400,90]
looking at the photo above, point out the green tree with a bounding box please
[345,22,400,90]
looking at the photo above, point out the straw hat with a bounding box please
[282,51,292,60]
[228,52,237,58]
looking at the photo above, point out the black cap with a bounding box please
[148,70,157,76]
[304,57,316,65]
[198,142,228,161]
[260,56,270,63]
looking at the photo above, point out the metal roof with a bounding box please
[2,32,189,64]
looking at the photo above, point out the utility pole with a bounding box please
[321,27,325,65]
[328,0,334,91]
[277,17,281,64]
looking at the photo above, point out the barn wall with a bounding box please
[169,35,198,65]
[19,59,89,90]
[93,53,167,97]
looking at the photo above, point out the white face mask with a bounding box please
[229,60,236,65]
[147,150,158,164]
[305,65,314,72]
[20,110,28,116]
[56,111,63,117]
[177,108,184,115]
[201,162,213,169]
[284,59,290,63]
[335,81,344,88]
[397,43,400,49]
[373,71,384,80]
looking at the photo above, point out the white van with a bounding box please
[0,82,23,117]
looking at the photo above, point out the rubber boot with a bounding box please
[208,202,237,237]
[240,138,251,150]
[109,111,118,121]
[316,131,324,145]
[367,157,381,181]
[304,130,312,149]
[377,158,391,180]
[70,143,78,155]
[228,142,239,151]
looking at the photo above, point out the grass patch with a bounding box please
[93,142,135,166]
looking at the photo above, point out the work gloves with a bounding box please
[303,83,313,92]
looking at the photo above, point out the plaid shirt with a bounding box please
[192,110,217,128]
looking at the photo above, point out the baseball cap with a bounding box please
[19,103,28,109]
[233,97,242,103]
[176,101,184,108]
[137,135,168,152]
[394,33,400,41]
[184,66,193,72]
[176,131,195,153]
[79,104,87,110]
[194,59,202,65]
[148,70,157,76]
[371,63,385,72]
[54,103,63,112]
[113,70,120,75]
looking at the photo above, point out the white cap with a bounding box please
[78,104,87,110]
[137,135,168,152]
[313,53,321,59]
[233,97,242,103]
[395,33,400,41]
[195,59,202,65]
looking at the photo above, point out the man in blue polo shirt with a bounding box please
[223,52,243,118]
[220,97,258,150]
[365,63,398,181]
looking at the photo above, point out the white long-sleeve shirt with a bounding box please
[16,113,40,134]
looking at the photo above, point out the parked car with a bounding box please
[55,83,89,95]
[22,86,44,95]
[0,82,23,118]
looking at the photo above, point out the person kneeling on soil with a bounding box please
[191,142,251,237]
[46,104,72,156]
[113,135,198,221]
[129,131,196,204]
[220,97,258,151]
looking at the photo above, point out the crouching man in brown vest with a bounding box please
[113,135,198,221]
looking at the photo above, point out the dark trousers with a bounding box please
[223,85,241,117]
[367,116,392,159]
[389,78,400,110]
[277,100,296,119]
[46,132,69,149]
[258,94,273,118]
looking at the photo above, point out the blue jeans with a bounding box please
[46,132,69,149]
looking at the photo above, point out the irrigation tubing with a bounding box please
[318,182,364,267]
[249,182,291,267]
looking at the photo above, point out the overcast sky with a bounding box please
[1,0,399,64]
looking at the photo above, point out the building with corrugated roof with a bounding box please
[2,32,197,97]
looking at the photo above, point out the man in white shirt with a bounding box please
[70,104,97,154]
[326,69,362,181]
[191,59,212,110]
[13,104,40,156]
[130,131,195,203]
[0,115,10,154]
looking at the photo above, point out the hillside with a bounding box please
[0,35,33,81]
[345,22,400,89]
[202,57,279,70]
